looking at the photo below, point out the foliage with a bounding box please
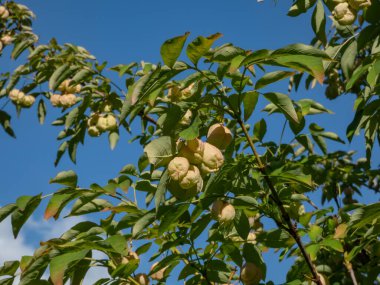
[0,0,379,285]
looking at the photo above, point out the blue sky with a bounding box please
[1,0,379,284]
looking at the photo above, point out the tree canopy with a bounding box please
[0,0,379,285]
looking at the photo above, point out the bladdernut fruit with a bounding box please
[240,262,263,285]
[187,138,204,154]
[87,126,101,137]
[121,251,139,264]
[0,6,9,19]
[60,94,77,108]
[50,94,61,107]
[134,273,150,285]
[20,95,35,108]
[179,165,201,189]
[167,85,182,102]
[9,89,25,104]
[200,142,224,173]
[207,123,233,150]
[178,109,193,126]
[168,157,190,181]
[96,114,117,132]
[211,200,236,222]
[333,2,357,25]
[58,79,81,94]
[150,262,167,280]
[181,83,195,99]
[178,145,203,165]
[1,35,13,45]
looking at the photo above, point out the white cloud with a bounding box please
[0,215,109,284]
[0,218,34,264]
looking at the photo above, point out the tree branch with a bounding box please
[237,118,322,285]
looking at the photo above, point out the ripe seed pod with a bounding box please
[58,79,81,93]
[211,200,236,222]
[201,142,224,173]
[50,94,61,107]
[150,262,167,280]
[179,165,201,189]
[121,251,139,264]
[20,95,35,108]
[219,203,236,222]
[9,89,25,104]
[1,35,13,45]
[247,232,257,244]
[167,85,182,102]
[0,41,2,52]
[181,83,195,99]
[134,273,150,285]
[168,157,190,181]
[207,123,233,150]
[87,126,101,137]
[187,138,204,154]
[178,109,193,126]
[333,3,357,25]
[0,6,9,19]
[60,94,77,108]
[178,145,203,165]
[105,114,117,130]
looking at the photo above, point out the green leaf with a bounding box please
[49,64,72,90]
[160,32,190,68]
[108,130,119,150]
[346,64,370,90]
[143,136,176,166]
[253,119,267,142]
[12,39,34,60]
[155,170,168,212]
[349,202,380,229]
[0,110,16,138]
[186,33,223,65]
[241,49,271,67]
[234,210,250,239]
[255,71,295,90]
[106,235,127,254]
[243,91,259,122]
[0,204,17,223]
[158,204,189,235]
[309,225,323,242]
[179,116,202,140]
[11,194,42,238]
[288,0,316,16]
[37,99,46,125]
[50,250,88,285]
[341,40,357,78]
[271,43,330,59]
[70,198,112,216]
[132,211,156,237]
[0,261,20,276]
[44,192,77,220]
[311,1,327,45]
[321,238,344,252]
[50,170,78,188]
[264,92,299,124]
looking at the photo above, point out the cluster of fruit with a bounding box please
[87,112,118,137]
[167,124,232,197]
[331,0,371,25]
[8,89,35,108]
[112,250,168,284]
[50,79,81,108]
[0,6,13,53]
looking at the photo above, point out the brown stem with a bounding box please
[345,261,359,285]
[237,118,322,285]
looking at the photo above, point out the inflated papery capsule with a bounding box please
[201,142,224,173]
[179,165,201,189]
[168,157,190,181]
[207,123,233,150]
